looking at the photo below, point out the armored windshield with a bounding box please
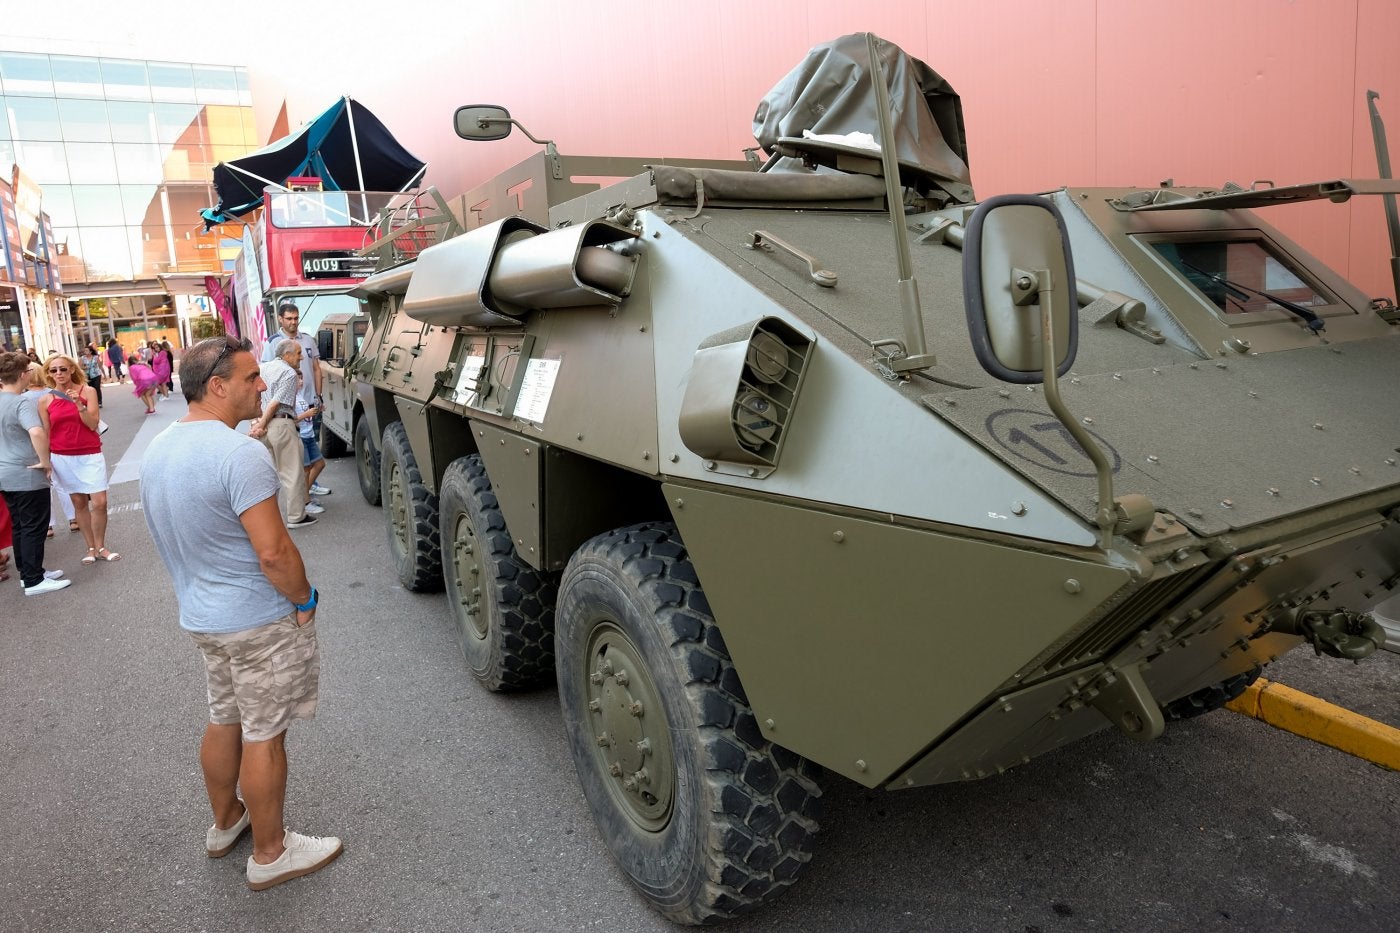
[1151,238,1334,316]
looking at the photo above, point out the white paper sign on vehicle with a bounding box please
[513,358,561,423]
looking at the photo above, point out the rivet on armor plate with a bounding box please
[1267,487,1280,497]
[1082,416,1093,425]
[1220,499,1234,509]
[1313,423,1324,431]
[673,498,684,509]
[1350,466,1361,475]
[1310,477,1323,486]
[855,759,868,772]
[998,389,1010,398]
[1147,455,1159,464]
[1063,579,1082,594]
[832,530,845,543]
[1011,502,1027,516]
[1186,507,1203,518]
[763,718,776,730]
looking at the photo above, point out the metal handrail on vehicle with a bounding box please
[359,187,465,270]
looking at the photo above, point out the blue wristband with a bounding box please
[294,587,318,612]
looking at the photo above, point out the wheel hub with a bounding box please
[585,624,674,831]
[387,462,407,550]
[451,513,487,639]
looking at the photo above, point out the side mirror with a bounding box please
[962,195,1078,384]
[316,328,334,362]
[454,105,513,141]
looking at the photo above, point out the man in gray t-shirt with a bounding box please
[140,336,341,890]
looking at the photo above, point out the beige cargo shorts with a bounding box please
[190,612,319,742]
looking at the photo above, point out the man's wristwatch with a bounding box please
[294,587,318,612]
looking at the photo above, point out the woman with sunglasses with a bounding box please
[40,354,119,563]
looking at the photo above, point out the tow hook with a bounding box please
[1278,609,1386,660]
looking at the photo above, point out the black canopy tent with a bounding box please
[201,96,427,229]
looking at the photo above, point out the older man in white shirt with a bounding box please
[250,340,315,528]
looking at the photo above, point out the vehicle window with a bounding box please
[352,321,367,354]
[1151,239,1332,315]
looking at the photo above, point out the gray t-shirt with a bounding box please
[140,419,291,633]
[0,391,45,492]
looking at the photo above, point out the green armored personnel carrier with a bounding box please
[346,34,1400,923]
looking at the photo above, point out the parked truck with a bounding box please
[343,34,1400,924]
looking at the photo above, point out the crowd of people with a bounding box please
[0,347,119,594]
[6,321,342,890]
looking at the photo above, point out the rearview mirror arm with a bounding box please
[1030,266,1118,549]
[477,117,563,181]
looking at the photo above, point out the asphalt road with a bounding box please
[2,385,1397,933]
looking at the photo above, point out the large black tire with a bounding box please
[354,416,382,506]
[321,419,349,459]
[556,523,821,925]
[380,421,442,592]
[439,455,558,690]
[1163,664,1263,721]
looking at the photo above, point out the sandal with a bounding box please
[69,520,81,533]
[81,548,98,565]
[97,547,121,562]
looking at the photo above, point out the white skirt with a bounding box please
[51,452,109,494]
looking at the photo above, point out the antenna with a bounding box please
[867,32,934,372]
[1367,90,1400,303]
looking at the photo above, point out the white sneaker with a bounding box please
[308,483,331,496]
[20,570,64,588]
[304,501,325,515]
[206,803,251,858]
[24,577,73,596]
[246,830,342,890]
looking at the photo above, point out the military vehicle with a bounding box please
[314,311,370,460]
[346,34,1400,924]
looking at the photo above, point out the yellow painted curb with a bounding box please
[1225,677,1400,771]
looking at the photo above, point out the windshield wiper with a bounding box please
[1181,261,1326,333]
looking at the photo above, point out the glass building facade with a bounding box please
[0,49,258,350]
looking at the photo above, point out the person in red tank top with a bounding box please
[39,355,120,563]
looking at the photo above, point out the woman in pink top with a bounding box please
[150,342,173,400]
[128,353,160,413]
[40,354,119,563]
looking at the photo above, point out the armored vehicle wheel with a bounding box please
[321,419,349,459]
[380,421,442,592]
[556,523,821,924]
[1163,665,1263,721]
[355,417,382,506]
[439,455,558,690]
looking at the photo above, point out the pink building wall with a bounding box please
[248,0,1400,301]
